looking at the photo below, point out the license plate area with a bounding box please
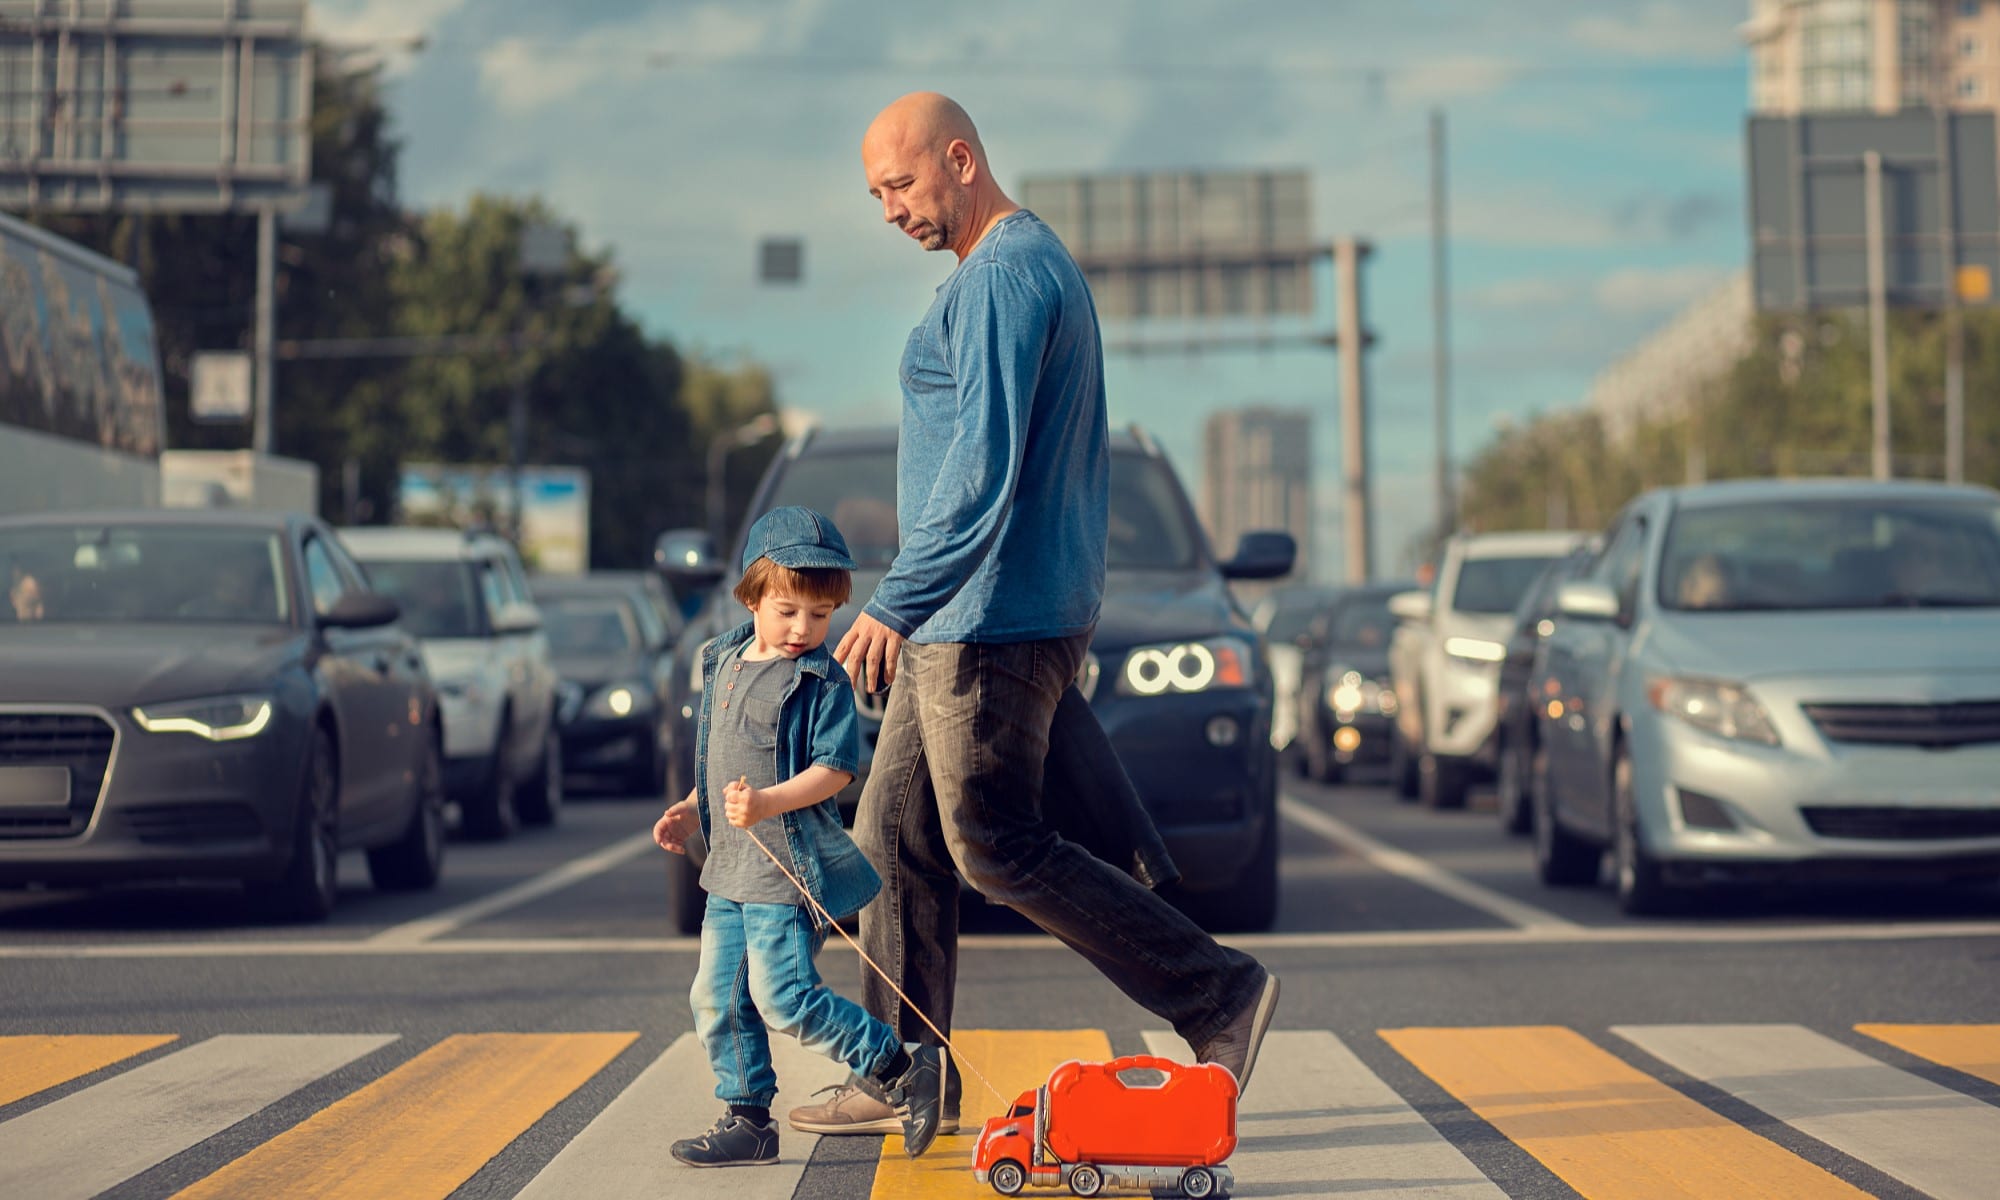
[0,765,72,810]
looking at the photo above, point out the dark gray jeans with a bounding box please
[855,632,1265,1066]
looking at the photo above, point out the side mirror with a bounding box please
[1220,530,1297,580]
[323,591,399,630]
[1555,580,1621,622]
[493,603,542,635]
[1388,590,1433,623]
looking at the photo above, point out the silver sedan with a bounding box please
[1529,478,2000,914]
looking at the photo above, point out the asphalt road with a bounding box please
[3,770,1997,1199]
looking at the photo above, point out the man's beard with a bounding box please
[919,191,969,252]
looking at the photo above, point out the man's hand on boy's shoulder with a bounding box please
[653,798,697,854]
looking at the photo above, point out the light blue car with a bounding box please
[1529,478,2000,914]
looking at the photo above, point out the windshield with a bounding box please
[358,560,483,638]
[1259,587,1333,641]
[1327,594,1397,649]
[1452,556,1560,615]
[543,597,640,655]
[1660,497,2000,612]
[0,526,288,625]
[764,447,1201,571]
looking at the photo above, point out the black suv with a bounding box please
[653,425,1294,934]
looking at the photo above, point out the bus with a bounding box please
[0,209,167,516]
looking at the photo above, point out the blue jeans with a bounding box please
[691,895,902,1107]
[856,633,1265,1066]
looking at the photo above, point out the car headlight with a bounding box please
[1443,637,1506,664]
[1117,637,1253,696]
[132,694,274,742]
[1647,677,1781,746]
[1324,665,1393,715]
[587,681,654,719]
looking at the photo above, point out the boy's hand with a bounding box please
[653,799,697,854]
[723,775,767,828]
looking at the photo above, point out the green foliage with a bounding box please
[1459,307,2000,534]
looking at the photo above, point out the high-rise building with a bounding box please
[1200,407,1312,583]
[1746,0,2000,112]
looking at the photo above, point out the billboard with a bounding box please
[0,1,313,212]
[1747,111,2000,311]
[397,464,592,576]
[1020,169,1316,319]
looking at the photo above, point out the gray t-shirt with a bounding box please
[698,642,802,905]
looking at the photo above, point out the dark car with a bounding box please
[0,510,445,921]
[1294,582,1412,783]
[653,425,1294,935]
[1491,544,1598,835]
[530,571,683,797]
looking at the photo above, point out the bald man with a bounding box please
[791,93,1279,1139]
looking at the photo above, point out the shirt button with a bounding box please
[721,701,728,709]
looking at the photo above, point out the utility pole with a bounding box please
[1864,150,1891,480]
[252,207,277,454]
[1429,108,1454,538]
[1336,237,1373,582]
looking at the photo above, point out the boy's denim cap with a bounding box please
[741,506,858,573]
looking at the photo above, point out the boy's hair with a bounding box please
[734,555,852,609]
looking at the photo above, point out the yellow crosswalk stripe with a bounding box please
[1383,1025,1873,1200]
[167,1032,636,1200]
[869,1029,1112,1200]
[1856,1023,2000,1088]
[0,1034,177,1108]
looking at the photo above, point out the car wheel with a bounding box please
[665,849,705,935]
[1419,751,1468,810]
[463,733,519,841]
[1613,745,1678,915]
[1068,1163,1104,1197]
[1532,745,1599,887]
[1180,1166,1217,1198]
[368,733,446,891]
[1389,727,1419,801]
[989,1160,1026,1196]
[517,727,563,827]
[1496,733,1532,836]
[252,725,340,923]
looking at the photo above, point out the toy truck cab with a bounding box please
[972,1056,1237,1197]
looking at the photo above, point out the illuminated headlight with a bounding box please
[1324,665,1391,715]
[1117,638,1253,696]
[1443,637,1506,664]
[1647,677,1780,746]
[132,694,274,742]
[588,682,653,719]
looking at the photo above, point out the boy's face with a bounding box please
[748,587,836,659]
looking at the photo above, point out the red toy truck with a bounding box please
[971,1055,1237,1197]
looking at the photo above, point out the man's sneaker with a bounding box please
[1196,971,1281,1095]
[670,1112,779,1168]
[788,1077,959,1136]
[880,1044,949,1157]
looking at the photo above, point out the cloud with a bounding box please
[311,0,467,73]
[1569,1,1746,60]
[1468,276,1578,310]
[1594,263,1735,314]
[1386,55,1525,106]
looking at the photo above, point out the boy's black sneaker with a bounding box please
[670,1111,780,1167]
[873,1044,948,1157]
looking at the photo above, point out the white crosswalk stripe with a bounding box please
[0,1034,394,1200]
[1614,1023,2000,1200]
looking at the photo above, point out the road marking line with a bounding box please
[0,1034,394,1200]
[517,1032,846,1200]
[366,831,657,945]
[0,1033,177,1108]
[1617,1023,2000,1200]
[1280,795,1582,931]
[1384,1025,1872,1199]
[1144,1029,1505,1199]
[1855,1022,2000,1088]
[870,1029,1111,1200]
[170,1031,636,1200]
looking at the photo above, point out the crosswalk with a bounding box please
[1,1023,1995,1199]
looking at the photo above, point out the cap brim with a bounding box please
[763,548,859,572]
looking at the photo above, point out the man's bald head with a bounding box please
[862,92,1015,259]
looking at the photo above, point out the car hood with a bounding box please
[1647,608,2000,681]
[0,623,300,707]
[1092,570,1246,650]
[550,651,644,687]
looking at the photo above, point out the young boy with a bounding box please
[653,506,947,1167]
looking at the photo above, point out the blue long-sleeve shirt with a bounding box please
[864,211,1109,644]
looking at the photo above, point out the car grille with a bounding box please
[0,712,116,839]
[1802,700,2000,748]
[1802,806,2000,840]
[125,804,264,845]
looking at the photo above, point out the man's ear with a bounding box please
[948,139,977,183]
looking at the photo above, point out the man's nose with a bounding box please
[881,195,904,225]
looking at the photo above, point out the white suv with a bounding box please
[1388,530,1588,809]
[340,527,562,838]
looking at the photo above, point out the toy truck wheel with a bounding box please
[1180,1166,1217,1197]
[1068,1164,1104,1197]
[989,1160,1026,1196]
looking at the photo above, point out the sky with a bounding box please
[314,0,1754,579]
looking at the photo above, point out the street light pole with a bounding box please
[707,413,781,548]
